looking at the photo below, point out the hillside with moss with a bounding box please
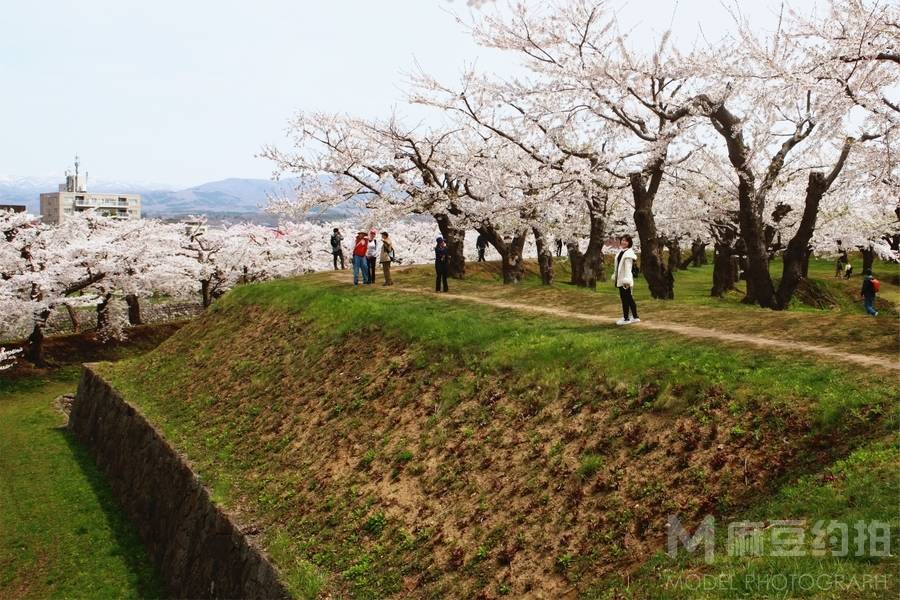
[96,266,898,599]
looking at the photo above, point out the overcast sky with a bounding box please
[2,0,819,188]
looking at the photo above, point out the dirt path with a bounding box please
[324,270,898,372]
[326,269,900,372]
[433,290,899,370]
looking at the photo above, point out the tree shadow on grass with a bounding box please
[51,425,167,599]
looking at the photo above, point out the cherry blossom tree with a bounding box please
[262,114,478,278]
[694,0,898,309]
[411,69,636,287]
[459,0,717,298]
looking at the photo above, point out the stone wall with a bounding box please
[68,366,290,599]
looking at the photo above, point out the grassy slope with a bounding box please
[0,370,164,599]
[99,269,898,599]
[613,437,899,599]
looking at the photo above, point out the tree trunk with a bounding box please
[201,280,213,308]
[567,242,585,286]
[65,304,81,333]
[736,184,779,308]
[568,197,607,289]
[710,222,740,297]
[630,173,674,299]
[860,246,875,272]
[24,310,50,367]
[665,237,683,273]
[96,293,112,330]
[681,238,707,268]
[711,244,738,297]
[679,239,707,269]
[125,294,142,326]
[707,103,781,309]
[476,223,528,284]
[775,173,827,307]
[434,213,466,279]
[533,227,554,285]
[502,232,528,284]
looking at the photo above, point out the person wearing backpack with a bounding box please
[379,231,395,286]
[330,228,345,270]
[612,234,640,325]
[861,268,880,316]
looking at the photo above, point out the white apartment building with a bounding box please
[40,157,141,225]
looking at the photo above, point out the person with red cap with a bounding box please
[352,231,370,285]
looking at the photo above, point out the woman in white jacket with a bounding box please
[612,234,641,325]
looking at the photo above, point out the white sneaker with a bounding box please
[616,318,631,326]
[631,318,641,324]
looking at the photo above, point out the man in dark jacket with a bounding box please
[861,269,878,316]
[330,228,345,270]
[435,236,449,292]
[476,234,487,262]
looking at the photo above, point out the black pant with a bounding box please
[619,286,638,320]
[367,256,377,283]
[333,251,344,270]
[435,262,449,292]
[477,248,486,262]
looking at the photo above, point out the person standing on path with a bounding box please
[844,261,853,279]
[435,236,450,292]
[613,234,640,325]
[330,228,345,270]
[834,250,847,278]
[352,231,370,285]
[861,268,879,316]
[476,234,487,262]
[366,228,378,285]
[379,231,395,286]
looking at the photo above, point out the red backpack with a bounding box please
[871,278,881,293]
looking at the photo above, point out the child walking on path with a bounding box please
[613,235,640,325]
[861,269,879,316]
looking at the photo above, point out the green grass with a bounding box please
[0,371,163,599]
[394,254,900,357]
[588,436,899,599]
[96,271,898,598]
[219,275,895,425]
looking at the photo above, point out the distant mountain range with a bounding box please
[0,175,363,222]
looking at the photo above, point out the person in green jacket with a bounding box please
[379,231,395,286]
